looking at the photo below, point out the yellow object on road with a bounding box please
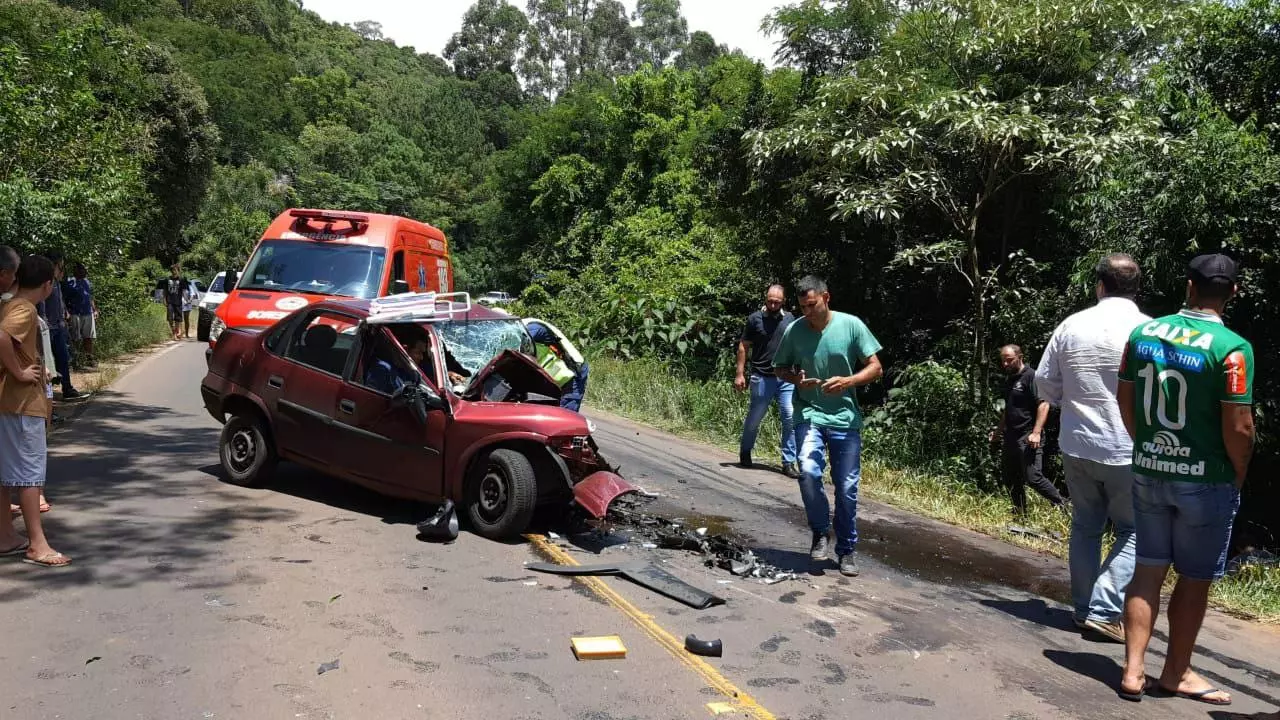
[570,634,627,660]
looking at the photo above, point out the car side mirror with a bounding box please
[390,279,410,295]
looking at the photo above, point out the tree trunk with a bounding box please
[967,197,986,417]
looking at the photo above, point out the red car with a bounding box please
[199,293,634,540]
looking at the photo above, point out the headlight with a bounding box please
[209,316,226,342]
[586,419,597,434]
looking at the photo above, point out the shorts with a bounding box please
[1133,474,1240,581]
[167,302,185,323]
[0,415,47,488]
[69,313,96,340]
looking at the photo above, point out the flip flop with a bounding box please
[1117,680,1152,702]
[1157,686,1231,706]
[0,541,30,557]
[23,552,72,568]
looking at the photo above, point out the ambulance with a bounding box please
[209,209,453,345]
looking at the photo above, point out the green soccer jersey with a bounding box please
[773,311,883,430]
[1119,309,1254,484]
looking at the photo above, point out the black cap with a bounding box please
[1188,254,1238,284]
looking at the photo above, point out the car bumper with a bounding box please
[200,382,223,423]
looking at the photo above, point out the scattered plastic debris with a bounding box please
[328,593,343,604]
[529,562,726,609]
[642,543,657,549]
[547,531,561,540]
[1007,524,1062,543]
[417,500,459,542]
[684,635,723,657]
[522,581,538,587]
[634,487,661,498]
[317,659,341,675]
[570,635,627,660]
[86,656,102,665]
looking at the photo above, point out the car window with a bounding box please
[239,239,386,300]
[283,310,359,376]
[209,275,225,293]
[435,319,534,376]
[354,329,435,395]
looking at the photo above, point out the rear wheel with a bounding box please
[466,448,538,540]
[219,413,277,487]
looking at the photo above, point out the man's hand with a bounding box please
[448,371,467,386]
[18,364,40,384]
[1027,431,1042,449]
[820,376,854,395]
[734,374,747,392]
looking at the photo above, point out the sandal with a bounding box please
[9,503,50,515]
[23,552,72,568]
[1117,679,1152,702]
[1156,685,1231,706]
[0,540,31,557]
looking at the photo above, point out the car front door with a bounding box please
[332,325,446,499]
[270,309,360,467]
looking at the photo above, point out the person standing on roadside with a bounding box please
[735,284,798,477]
[0,246,16,299]
[1036,253,1149,644]
[1116,254,1254,706]
[156,264,191,341]
[773,276,882,577]
[0,254,71,567]
[63,262,97,369]
[38,252,82,400]
[994,345,1067,514]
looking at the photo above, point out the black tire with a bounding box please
[466,448,538,540]
[219,413,277,487]
[196,311,212,342]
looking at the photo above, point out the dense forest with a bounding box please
[3,0,1279,541]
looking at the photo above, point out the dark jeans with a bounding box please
[560,362,589,413]
[1001,435,1065,512]
[48,326,74,393]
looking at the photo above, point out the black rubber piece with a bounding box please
[526,561,727,609]
[684,635,723,657]
[417,499,459,542]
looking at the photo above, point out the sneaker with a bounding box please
[1083,618,1125,644]
[782,463,800,479]
[61,388,84,401]
[838,553,860,577]
[809,533,829,561]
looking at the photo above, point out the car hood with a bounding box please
[462,349,563,402]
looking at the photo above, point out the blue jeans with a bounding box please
[1063,456,1136,624]
[1133,475,1240,581]
[796,422,862,556]
[739,374,796,464]
[560,362,588,413]
[48,326,74,393]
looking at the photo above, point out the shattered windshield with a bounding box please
[435,319,534,375]
[238,239,386,299]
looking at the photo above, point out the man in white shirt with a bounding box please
[1036,253,1150,644]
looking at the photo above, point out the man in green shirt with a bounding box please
[773,276,883,577]
[1116,254,1255,706]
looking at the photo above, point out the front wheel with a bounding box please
[466,448,538,540]
[219,414,277,487]
[196,310,213,342]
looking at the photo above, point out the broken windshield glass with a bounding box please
[435,319,534,375]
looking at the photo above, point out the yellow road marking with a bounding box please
[525,533,776,720]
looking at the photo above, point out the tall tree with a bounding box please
[522,0,636,95]
[633,0,687,68]
[762,0,892,77]
[676,29,725,69]
[445,0,530,79]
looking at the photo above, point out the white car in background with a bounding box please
[196,271,230,341]
[477,291,514,306]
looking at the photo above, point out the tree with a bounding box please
[633,0,687,69]
[750,0,1184,410]
[676,30,725,69]
[351,20,383,41]
[445,0,530,79]
[521,0,637,95]
[762,0,892,78]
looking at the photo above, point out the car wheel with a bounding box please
[219,414,277,487]
[196,311,212,342]
[466,448,538,540]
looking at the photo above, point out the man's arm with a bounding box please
[1027,401,1050,448]
[0,330,38,384]
[821,353,882,394]
[734,340,749,391]
[1034,332,1063,406]
[1117,381,1136,440]
[1222,403,1255,489]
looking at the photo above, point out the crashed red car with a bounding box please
[199,293,634,540]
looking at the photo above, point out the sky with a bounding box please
[298,0,784,65]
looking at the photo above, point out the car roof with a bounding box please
[320,297,515,322]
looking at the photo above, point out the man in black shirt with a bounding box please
[734,284,798,477]
[154,264,191,341]
[995,344,1065,513]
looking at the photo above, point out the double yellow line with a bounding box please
[524,533,776,720]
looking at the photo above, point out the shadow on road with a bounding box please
[1042,649,1125,690]
[0,393,297,604]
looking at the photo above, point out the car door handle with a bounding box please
[339,399,356,415]
[267,375,284,390]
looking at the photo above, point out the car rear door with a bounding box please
[269,308,360,467]
[333,325,446,498]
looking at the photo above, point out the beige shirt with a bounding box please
[0,298,50,418]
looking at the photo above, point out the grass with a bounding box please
[584,353,1280,623]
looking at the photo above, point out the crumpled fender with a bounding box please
[571,470,638,519]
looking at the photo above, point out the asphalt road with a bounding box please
[1,341,1277,720]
